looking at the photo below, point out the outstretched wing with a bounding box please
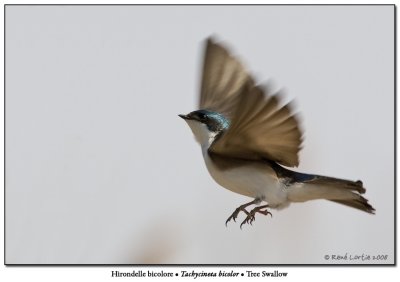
[199,38,253,119]
[205,60,302,167]
[199,37,303,167]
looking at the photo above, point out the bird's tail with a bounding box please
[287,175,375,214]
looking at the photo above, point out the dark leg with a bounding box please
[240,205,272,228]
[225,199,260,226]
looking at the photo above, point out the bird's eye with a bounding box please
[198,113,206,120]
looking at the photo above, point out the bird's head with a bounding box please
[179,110,230,147]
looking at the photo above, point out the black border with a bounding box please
[3,4,397,267]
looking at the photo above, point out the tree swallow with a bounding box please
[179,38,375,228]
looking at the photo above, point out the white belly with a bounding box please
[202,150,290,209]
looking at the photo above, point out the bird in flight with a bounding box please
[179,37,375,228]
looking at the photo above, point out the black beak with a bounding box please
[178,114,189,120]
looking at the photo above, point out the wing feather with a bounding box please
[200,37,303,167]
[199,38,251,119]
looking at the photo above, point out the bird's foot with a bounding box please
[239,205,272,228]
[225,206,250,226]
[225,199,260,226]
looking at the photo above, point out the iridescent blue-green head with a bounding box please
[179,110,230,147]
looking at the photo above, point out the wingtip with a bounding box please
[205,35,217,47]
[206,33,219,42]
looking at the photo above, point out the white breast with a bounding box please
[202,148,290,209]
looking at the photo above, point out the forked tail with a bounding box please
[287,175,375,214]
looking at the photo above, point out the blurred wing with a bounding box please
[199,38,253,119]
[209,83,303,167]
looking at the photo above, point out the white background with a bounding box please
[1,1,396,280]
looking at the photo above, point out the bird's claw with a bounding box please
[233,205,272,228]
[225,206,250,226]
[239,214,256,229]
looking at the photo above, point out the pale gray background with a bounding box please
[5,5,394,264]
